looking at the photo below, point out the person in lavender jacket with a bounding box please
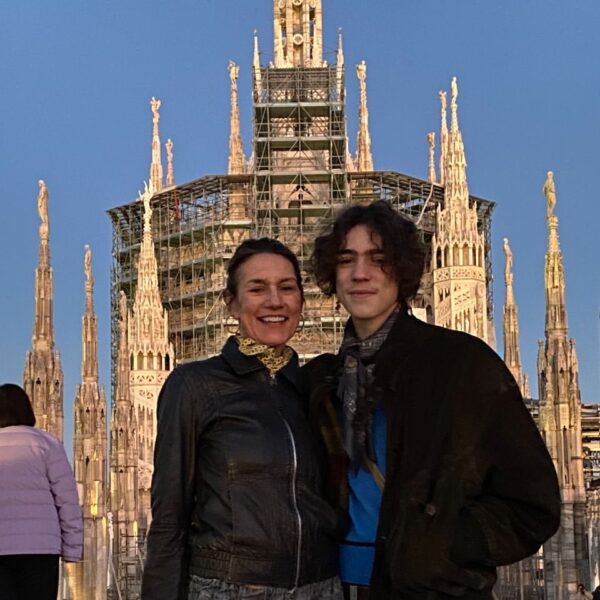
[0,384,83,600]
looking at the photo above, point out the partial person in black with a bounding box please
[305,201,561,600]
[142,238,342,600]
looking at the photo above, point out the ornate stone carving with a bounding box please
[537,171,586,597]
[228,61,246,175]
[24,179,64,441]
[149,97,164,193]
[427,132,436,184]
[355,60,373,172]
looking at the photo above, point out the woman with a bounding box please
[0,384,83,600]
[142,238,342,600]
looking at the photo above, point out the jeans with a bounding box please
[188,575,343,599]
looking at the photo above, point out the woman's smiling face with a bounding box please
[227,253,303,351]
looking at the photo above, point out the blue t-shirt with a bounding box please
[339,405,387,586]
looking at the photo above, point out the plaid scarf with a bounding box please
[338,308,400,468]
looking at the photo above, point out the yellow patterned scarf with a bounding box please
[236,336,293,378]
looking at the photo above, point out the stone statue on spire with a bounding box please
[229,60,239,89]
[427,132,436,184]
[228,60,246,175]
[503,238,513,285]
[439,90,448,118]
[37,179,49,239]
[84,244,92,284]
[543,170,556,218]
[165,139,175,187]
[355,60,374,172]
[438,91,448,185]
[356,60,367,83]
[150,97,161,125]
[149,97,164,192]
[140,182,153,234]
[450,76,459,131]
[253,31,262,96]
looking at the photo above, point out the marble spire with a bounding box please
[23,180,64,440]
[438,90,448,186]
[444,77,468,211]
[127,183,174,530]
[253,30,263,96]
[149,97,163,193]
[431,78,489,344]
[336,29,344,98]
[109,290,139,598]
[355,60,374,172]
[165,139,175,188]
[228,61,246,175]
[502,238,525,394]
[427,132,437,184]
[537,170,586,599]
[71,245,107,600]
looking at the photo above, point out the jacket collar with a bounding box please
[221,336,302,393]
[372,308,431,386]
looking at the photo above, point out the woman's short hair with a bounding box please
[0,384,36,428]
[311,200,426,305]
[225,238,304,302]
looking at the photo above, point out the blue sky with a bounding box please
[1,1,598,453]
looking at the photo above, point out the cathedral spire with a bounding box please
[71,243,107,599]
[543,171,568,335]
[128,183,174,530]
[336,29,344,98]
[273,0,323,68]
[165,139,175,187]
[253,31,263,96]
[431,79,489,344]
[149,97,163,193]
[444,77,468,210]
[116,291,132,407]
[355,60,374,172]
[427,132,437,184]
[109,290,139,598]
[538,170,586,597]
[24,180,64,440]
[438,90,448,185]
[130,183,168,344]
[82,245,98,381]
[228,61,246,175]
[33,180,53,348]
[502,238,525,393]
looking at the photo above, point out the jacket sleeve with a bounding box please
[141,367,203,600]
[455,349,561,567]
[46,437,83,562]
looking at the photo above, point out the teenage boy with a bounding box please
[306,201,560,600]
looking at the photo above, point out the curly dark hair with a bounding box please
[311,201,426,306]
[225,237,304,303]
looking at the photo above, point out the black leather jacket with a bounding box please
[141,337,338,600]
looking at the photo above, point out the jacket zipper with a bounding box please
[282,417,303,591]
[267,372,303,589]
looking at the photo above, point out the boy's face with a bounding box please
[335,224,399,339]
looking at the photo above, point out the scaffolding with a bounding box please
[107,171,494,368]
[106,53,495,600]
[496,553,546,600]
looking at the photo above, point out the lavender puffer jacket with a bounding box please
[0,425,83,560]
